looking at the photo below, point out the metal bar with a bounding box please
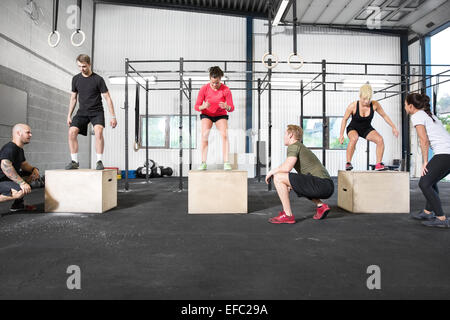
[127,59,450,67]
[322,59,326,166]
[246,16,253,154]
[179,58,184,191]
[268,0,272,192]
[366,140,370,170]
[145,80,149,183]
[125,59,129,191]
[377,78,450,102]
[128,69,450,77]
[145,87,402,94]
[405,61,411,171]
[257,78,261,183]
[300,80,304,136]
[189,78,192,171]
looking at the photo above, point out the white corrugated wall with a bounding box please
[254,21,403,176]
[408,40,423,178]
[94,7,405,177]
[93,4,246,175]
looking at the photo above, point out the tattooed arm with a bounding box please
[1,159,31,194]
[21,161,39,181]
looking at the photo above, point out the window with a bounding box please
[302,118,323,148]
[141,116,166,148]
[329,117,350,149]
[169,116,197,149]
[301,117,351,149]
[140,115,196,149]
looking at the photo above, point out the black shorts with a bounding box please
[346,125,375,139]
[288,173,334,200]
[71,111,105,136]
[200,114,229,123]
[0,181,21,196]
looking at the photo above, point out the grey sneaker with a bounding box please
[422,217,450,228]
[410,209,435,220]
[65,161,79,170]
[96,161,104,170]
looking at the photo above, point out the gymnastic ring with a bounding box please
[71,29,86,47]
[47,31,61,48]
[262,52,279,69]
[133,141,140,152]
[288,53,304,70]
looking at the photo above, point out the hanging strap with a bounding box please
[134,83,140,151]
[288,0,303,69]
[293,0,297,55]
[76,0,82,31]
[48,0,60,47]
[52,0,59,33]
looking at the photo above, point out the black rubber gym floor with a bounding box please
[0,177,449,300]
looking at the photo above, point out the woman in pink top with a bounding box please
[194,66,235,170]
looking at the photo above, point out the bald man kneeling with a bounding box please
[0,124,40,212]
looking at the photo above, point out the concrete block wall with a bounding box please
[0,0,94,171]
[0,65,90,171]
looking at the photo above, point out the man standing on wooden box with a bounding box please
[266,125,335,224]
[0,124,40,212]
[66,54,117,170]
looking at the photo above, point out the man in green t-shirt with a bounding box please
[266,125,334,224]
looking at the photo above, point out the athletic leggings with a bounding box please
[418,154,450,217]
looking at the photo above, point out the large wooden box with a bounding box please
[188,170,248,214]
[45,169,117,213]
[338,170,410,213]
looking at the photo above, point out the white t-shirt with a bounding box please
[411,110,450,155]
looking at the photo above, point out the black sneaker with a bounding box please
[410,209,436,221]
[345,162,353,171]
[422,217,450,228]
[96,161,104,170]
[10,199,37,212]
[65,161,79,170]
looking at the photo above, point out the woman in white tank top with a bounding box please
[405,93,450,228]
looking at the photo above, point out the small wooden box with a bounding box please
[188,170,247,214]
[338,170,410,213]
[45,169,117,213]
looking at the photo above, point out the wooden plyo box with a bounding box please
[338,170,410,213]
[45,169,117,213]
[188,170,248,214]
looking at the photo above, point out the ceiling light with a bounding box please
[272,0,290,27]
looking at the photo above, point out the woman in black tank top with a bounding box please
[339,84,399,171]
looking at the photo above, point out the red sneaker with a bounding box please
[374,162,386,171]
[313,204,330,220]
[268,211,284,222]
[269,212,296,224]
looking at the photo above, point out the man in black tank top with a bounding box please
[339,84,399,171]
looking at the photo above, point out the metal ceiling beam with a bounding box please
[313,0,333,25]
[94,0,268,18]
[329,0,353,25]
[298,0,313,22]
